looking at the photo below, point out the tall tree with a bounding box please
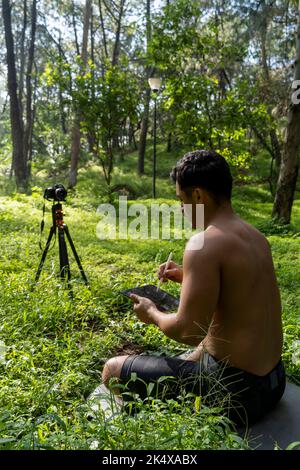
[258,0,282,192]
[2,0,27,191]
[110,0,127,149]
[71,0,80,56]
[18,0,27,125]
[138,0,152,175]
[24,0,37,179]
[272,0,300,223]
[69,0,92,188]
[112,0,126,66]
[98,0,108,59]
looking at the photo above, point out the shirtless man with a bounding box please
[102,150,286,425]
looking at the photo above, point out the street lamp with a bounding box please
[148,77,162,198]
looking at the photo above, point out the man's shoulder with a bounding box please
[185,227,224,257]
[185,220,265,256]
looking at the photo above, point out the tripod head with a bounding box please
[44,183,68,202]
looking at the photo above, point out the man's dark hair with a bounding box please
[170,149,233,203]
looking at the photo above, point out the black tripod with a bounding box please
[35,202,88,289]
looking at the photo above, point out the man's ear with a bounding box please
[192,187,203,204]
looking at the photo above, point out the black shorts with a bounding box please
[119,352,286,426]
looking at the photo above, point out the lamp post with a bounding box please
[148,77,162,199]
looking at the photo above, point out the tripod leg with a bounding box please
[58,226,71,287]
[35,226,55,283]
[64,225,89,286]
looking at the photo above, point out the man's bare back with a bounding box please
[186,213,283,376]
[103,150,285,425]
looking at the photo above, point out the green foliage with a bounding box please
[0,398,248,450]
[1,0,300,450]
[149,0,275,175]
[0,0,298,220]
[41,56,140,192]
[0,152,299,449]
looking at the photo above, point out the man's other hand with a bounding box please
[130,294,157,324]
[157,261,183,284]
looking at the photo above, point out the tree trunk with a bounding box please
[167,132,172,152]
[272,107,300,222]
[129,120,137,150]
[98,0,108,59]
[24,0,37,180]
[86,4,97,155]
[259,1,282,184]
[18,0,27,131]
[71,0,80,56]
[69,0,91,188]
[112,0,126,66]
[10,0,26,177]
[27,63,37,178]
[269,128,282,195]
[138,88,150,174]
[2,0,27,191]
[272,0,300,223]
[138,0,151,175]
[110,0,126,150]
[58,34,67,134]
[69,125,81,186]
[270,129,281,168]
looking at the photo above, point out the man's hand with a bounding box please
[157,261,183,284]
[130,294,158,324]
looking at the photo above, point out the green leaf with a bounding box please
[0,438,17,444]
[286,441,300,450]
[36,413,67,433]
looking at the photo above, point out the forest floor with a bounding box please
[0,145,299,450]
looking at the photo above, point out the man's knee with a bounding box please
[102,355,129,389]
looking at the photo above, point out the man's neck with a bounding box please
[204,201,235,229]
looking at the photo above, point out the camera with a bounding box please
[44,183,68,201]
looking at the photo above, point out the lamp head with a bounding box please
[148,77,162,92]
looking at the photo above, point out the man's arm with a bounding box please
[132,233,221,346]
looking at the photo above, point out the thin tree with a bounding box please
[69,0,92,189]
[24,0,37,179]
[272,0,300,223]
[18,0,27,129]
[112,0,126,66]
[138,0,152,175]
[259,0,282,191]
[111,0,126,149]
[71,0,80,56]
[2,0,27,191]
[98,0,108,59]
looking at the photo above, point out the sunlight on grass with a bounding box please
[0,149,299,450]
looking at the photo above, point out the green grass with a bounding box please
[0,146,299,450]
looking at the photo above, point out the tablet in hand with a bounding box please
[120,284,180,312]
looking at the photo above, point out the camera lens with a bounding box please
[55,188,65,200]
